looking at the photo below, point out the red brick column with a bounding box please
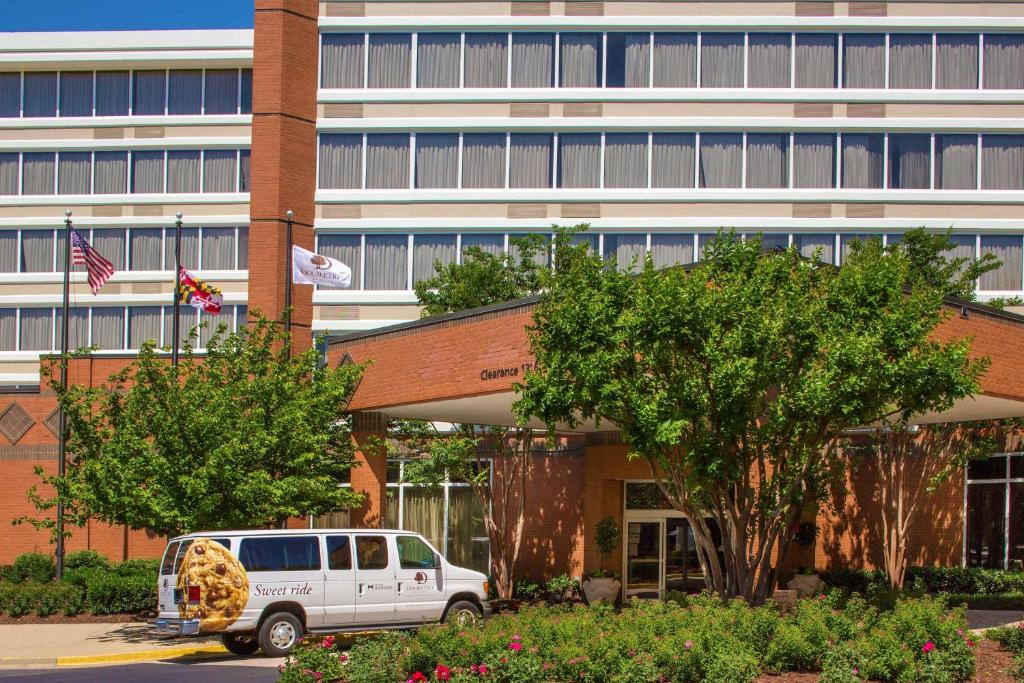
[349,412,388,528]
[249,0,319,350]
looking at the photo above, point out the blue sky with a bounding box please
[1,1,254,32]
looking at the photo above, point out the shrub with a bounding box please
[37,582,85,617]
[987,624,1024,655]
[514,579,542,601]
[84,572,156,615]
[114,558,160,577]
[278,636,350,683]
[1012,653,1024,683]
[0,583,41,617]
[545,574,579,599]
[64,550,110,571]
[704,644,759,683]
[946,592,1024,610]
[4,552,55,583]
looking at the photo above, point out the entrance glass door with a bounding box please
[625,521,662,599]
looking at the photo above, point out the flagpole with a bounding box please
[284,209,293,337]
[171,213,183,366]
[55,209,72,581]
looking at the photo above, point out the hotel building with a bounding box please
[0,1,1023,594]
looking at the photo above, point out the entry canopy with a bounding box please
[329,297,1024,433]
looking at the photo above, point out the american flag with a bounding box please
[71,229,114,294]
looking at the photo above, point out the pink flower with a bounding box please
[479,663,488,674]
[967,640,976,648]
[471,665,478,674]
[411,672,428,683]
[957,629,964,636]
[684,641,693,650]
[852,668,859,675]
[509,642,523,652]
[922,641,935,653]
[322,635,335,649]
[512,634,521,641]
[339,653,348,664]
[435,664,451,681]
[543,663,551,670]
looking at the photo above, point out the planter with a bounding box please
[787,573,826,598]
[581,577,621,605]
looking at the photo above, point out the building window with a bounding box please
[322,33,365,88]
[795,34,837,88]
[701,33,744,88]
[512,33,555,88]
[412,234,457,284]
[983,35,1024,89]
[558,133,601,188]
[843,34,886,88]
[699,133,742,188]
[748,33,791,88]
[979,235,1024,291]
[887,133,931,189]
[364,235,408,290]
[95,71,130,116]
[981,135,1024,190]
[889,34,933,89]
[0,73,21,117]
[385,460,490,575]
[23,72,57,117]
[417,33,460,88]
[935,134,978,190]
[746,133,789,189]
[318,234,361,289]
[368,34,411,88]
[165,69,200,115]
[653,33,697,88]
[464,33,508,88]
[415,134,458,189]
[966,454,1024,570]
[841,134,885,189]
[204,69,239,114]
[604,133,648,188]
[133,71,166,115]
[606,33,650,88]
[561,33,602,87]
[59,72,93,117]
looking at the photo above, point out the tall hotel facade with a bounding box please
[0,1,1022,582]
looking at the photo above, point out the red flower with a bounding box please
[509,642,523,652]
[435,664,451,681]
[411,672,428,682]
[478,663,488,675]
[967,640,976,648]
[922,641,936,653]
[322,635,335,649]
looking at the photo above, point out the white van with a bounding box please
[151,529,490,656]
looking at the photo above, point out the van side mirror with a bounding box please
[432,552,442,569]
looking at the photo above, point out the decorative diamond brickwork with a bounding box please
[45,408,62,438]
[0,402,34,444]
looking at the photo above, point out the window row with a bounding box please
[321,31,1024,90]
[966,454,1023,570]
[314,231,1024,292]
[0,149,251,196]
[0,226,248,273]
[318,132,1024,191]
[0,304,248,353]
[0,69,253,119]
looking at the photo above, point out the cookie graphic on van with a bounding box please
[176,538,250,632]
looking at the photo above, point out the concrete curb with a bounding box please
[1,644,227,668]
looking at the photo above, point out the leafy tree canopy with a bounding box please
[890,228,1000,301]
[21,313,365,538]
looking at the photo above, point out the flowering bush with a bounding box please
[276,594,974,683]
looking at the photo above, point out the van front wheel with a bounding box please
[221,632,259,656]
[258,612,303,657]
[442,600,482,627]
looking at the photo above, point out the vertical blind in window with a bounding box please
[417,33,460,88]
[240,70,252,114]
[58,152,91,194]
[983,35,1024,89]
[842,134,884,188]
[749,34,791,88]
[0,74,20,117]
[795,34,836,88]
[651,133,695,188]
[59,72,93,117]
[980,235,1023,290]
[19,309,52,351]
[237,227,248,268]
[604,133,648,188]
[606,33,650,88]
[412,234,457,283]
[650,234,694,267]
[129,229,162,270]
[204,70,238,114]
[22,152,55,195]
[201,228,235,269]
[461,234,503,256]
[653,33,697,87]
[239,150,251,192]
[92,308,125,350]
[935,134,977,189]
[982,135,1024,189]
[889,34,932,89]
[167,151,201,193]
[699,133,742,188]
[746,133,789,188]
[21,231,53,272]
[319,134,363,189]
[510,134,552,188]
[793,134,835,188]
[603,234,647,271]
[561,33,602,87]
[0,232,15,272]
[843,34,885,88]
[94,152,127,194]
[323,34,365,88]
[59,309,89,349]
[366,134,410,189]
[318,234,361,288]
[558,133,601,188]
[936,35,978,89]
[202,150,236,193]
[464,33,507,88]
[92,229,125,269]
[133,71,166,115]
[165,228,199,269]
[129,306,161,347]
[0,309,14,351]
[131,151,165,193]
[0,154,17,194]
[368,34,411,88]
[794,234,835,264]
[461,133,505,188]
[512,34,554,87]
[701,33,744,87]
[163,306,195,349]
[888,133,930,189]
[95,72,129,116]
[23,73,57,117]
[199,308,234,347]
[168,70,202,115]
[365,235,408,289]
[415,134,458,188]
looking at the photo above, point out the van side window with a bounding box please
[238,536,321,572]
[326,536,352,570]
[210,538,231,551]
[397,535,436,570]
[355,536,389,570]
[160,542,180,575]
[173,540,193,574]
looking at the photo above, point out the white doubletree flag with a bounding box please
[291,244,353,288]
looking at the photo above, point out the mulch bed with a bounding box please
[0,612,147,625]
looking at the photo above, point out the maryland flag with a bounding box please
[178,267,223,313]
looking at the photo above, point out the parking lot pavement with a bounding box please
[0,655,285,683]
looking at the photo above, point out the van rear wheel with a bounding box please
[442,600,482,627]
[258,612,303,657]
[221,632,259,656]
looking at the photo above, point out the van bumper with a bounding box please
[150,617,202,636]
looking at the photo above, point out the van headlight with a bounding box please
[483,580,489,596]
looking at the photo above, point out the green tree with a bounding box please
[514,231,988,604]
[892,227,1000,300]
[20,312,365,539]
